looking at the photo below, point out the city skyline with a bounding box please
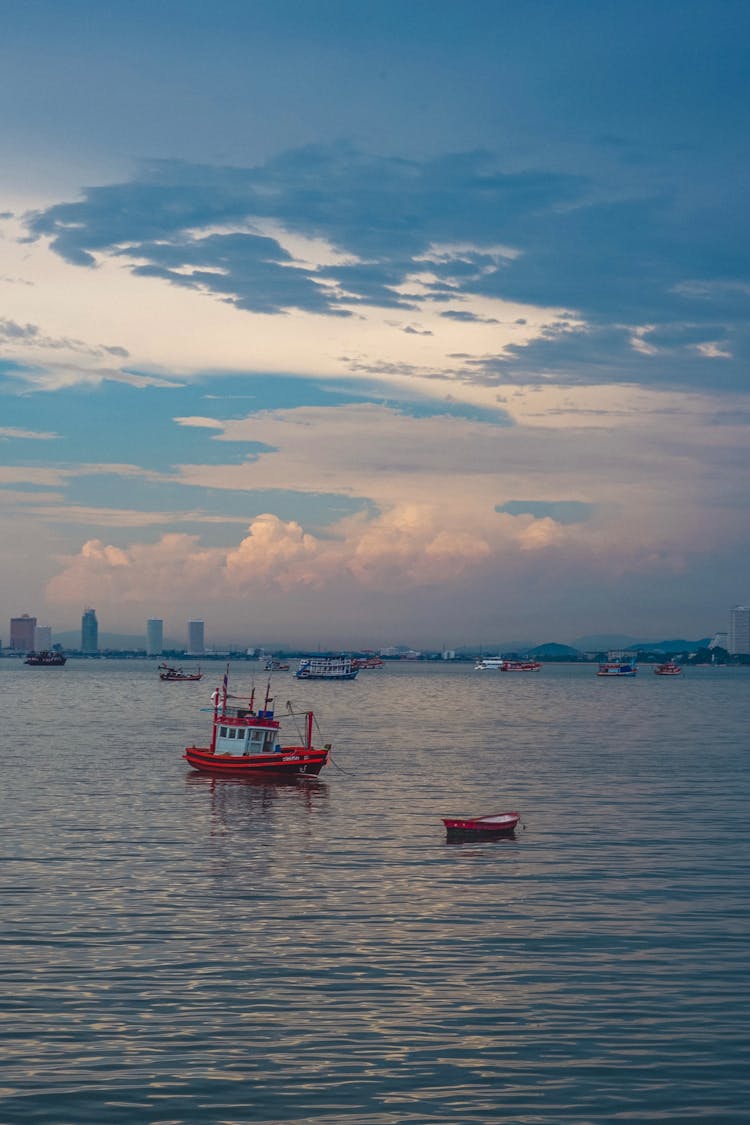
[1,2,749,646]
[3,603,747,655]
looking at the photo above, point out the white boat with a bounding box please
[295,656,358,681]
[475,657,541,671]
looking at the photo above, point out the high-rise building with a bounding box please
[81,608,99,654]
[187,620,205,656]
[34,624,52,651]
[146,618,164,656]
[10,614,36,651]
[728,605,750,655]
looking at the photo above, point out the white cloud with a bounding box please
[0,426,59,440]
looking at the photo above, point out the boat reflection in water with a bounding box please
[185,772,329,839]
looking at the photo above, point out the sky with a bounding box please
[1,0,749,650]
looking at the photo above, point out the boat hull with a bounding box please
[443,812,520,839]
[294,671,358,680]
[183,745,328,777]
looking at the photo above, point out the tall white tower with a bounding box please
[728,605,750,655]
[34,624,52,650]
[187,620,205,656]
[146,618,164,656]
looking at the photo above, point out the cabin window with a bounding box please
[220,726,227,738]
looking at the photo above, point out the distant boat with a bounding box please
[597,651,637,677]
[655,661,682,676]
[183,671,330,778]
[352,655,384,670]
[24,650,66,666]
[159,663,203,682]
[295,657,358,681]
[264,658,290,672]
[443,811,521,840]
[475,657,541,671]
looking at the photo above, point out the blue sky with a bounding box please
[1,0,748,648]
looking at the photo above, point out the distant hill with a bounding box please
[631,638,710,653]
[573,634,710,653]
[529,642,582,658]
[572,634,641,650]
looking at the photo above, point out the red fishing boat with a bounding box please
[443,811,521,838]
[183,671,330,778]
[654,661,682,675]
[159,663,203,682]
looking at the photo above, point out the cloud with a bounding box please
[0,426,59,440]
[496,500,595,524]
[46,506,495,609]
[440,310,500,324]
[22,143,749,395]
[23,146,579,318]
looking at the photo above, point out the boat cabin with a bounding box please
[214,706,281,757]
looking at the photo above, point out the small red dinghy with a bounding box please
[443,811,521,837]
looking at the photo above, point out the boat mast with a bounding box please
[305,710,313,751]
[210,687,220,752]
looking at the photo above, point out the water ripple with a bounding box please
[1,660,749,1122]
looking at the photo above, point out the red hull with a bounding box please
[184,745,328,777]
[443,812,520,834]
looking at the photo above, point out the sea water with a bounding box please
[1,659,748,1123]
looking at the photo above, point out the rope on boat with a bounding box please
[283,703,356,776]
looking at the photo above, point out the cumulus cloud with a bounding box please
[46,505,498,609]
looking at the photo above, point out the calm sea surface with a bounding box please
[1,659,748,1124]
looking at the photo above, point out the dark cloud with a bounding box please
[462,320,750,393]
[22,143,750,391]
[0,318,39,340]
[0,317,133,364]
[440,310,500,324]
[24,147,581,317]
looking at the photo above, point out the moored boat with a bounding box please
[655,661,682,675]
[24,650,66,666]
[352,655,384,670]
[183,671,330,777]
[443,811,521,839]
[159,663,203,682]
[474,657,541,671]
[597,651,637,677]
[295,656,358,681]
